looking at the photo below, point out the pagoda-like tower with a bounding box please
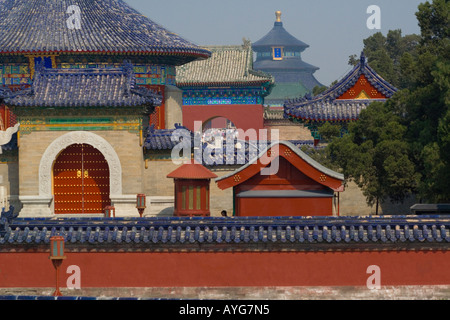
[0,0,210,217]
[252,11,322,107]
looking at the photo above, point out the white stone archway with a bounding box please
[39,131,122,198]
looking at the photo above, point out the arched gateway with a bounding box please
[53,144,111,214]
[39,131,122,214]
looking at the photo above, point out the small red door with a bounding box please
[53,144,111,214]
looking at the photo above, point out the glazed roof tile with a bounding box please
[176,44,273,86]
[1,216,449,249]
[4,63,162,108]
[144,124,191,151]
[252,18,309,50]
[0,0,210,64]
[285,100,376,122]
[284,53,398,122]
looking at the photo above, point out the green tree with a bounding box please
[348,30,420,89]
[338,0,450,205]
[328,102,419,214]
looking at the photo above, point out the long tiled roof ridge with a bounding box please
[1,216,449,249]
[0,0,210,63]
[4,63,162,108]
[176,43,273,86]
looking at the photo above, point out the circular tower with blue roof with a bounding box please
[253,11,322,107]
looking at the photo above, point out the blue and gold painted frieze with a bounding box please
[0,62,175,86]
[0,64,32,86]
[182,87,265,106]
[59,63,176,86]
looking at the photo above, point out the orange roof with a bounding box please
[167,163,218,180]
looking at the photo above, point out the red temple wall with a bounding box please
[182,104,264,134]
[235,197,333,217]
[233,157,335,216]
[0,250,449,288]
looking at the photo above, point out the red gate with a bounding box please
[53,144,110,214]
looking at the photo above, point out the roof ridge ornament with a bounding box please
[275,11,282,23]
[0,205,17,236]
[360,51,367,67]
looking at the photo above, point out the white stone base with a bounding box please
[18,196,53,217]
[17,194,145,218]
[145,196,174,217]
[110,194,141,217]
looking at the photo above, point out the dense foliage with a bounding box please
[322,0,450,210]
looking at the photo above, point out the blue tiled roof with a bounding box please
[144,127,318,165]
[253,20,309,51]
[0,86,11,101]
[144,124,190,151]
[0,0,210,64]
[4,63,162,108]
[1,216,449,248]
[284,53,398,122]
[285,100,375,122]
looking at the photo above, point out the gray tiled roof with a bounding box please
[176,44,273,86]
[0,0,210,64]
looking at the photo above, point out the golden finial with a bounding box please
[275,11,282,22]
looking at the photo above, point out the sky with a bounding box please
[127,0,425,86]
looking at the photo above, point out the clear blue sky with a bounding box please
[127,0,424,86]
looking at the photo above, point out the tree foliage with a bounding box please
[328,103,419,212]
[348,30,420,89]
[329,0,450,207]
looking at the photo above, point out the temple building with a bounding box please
[0,0,210,217]
[252,11,322,107]
[0,2,447,300]
[284,52,398,143]
[176,41,273,134]
[216,141,344,217]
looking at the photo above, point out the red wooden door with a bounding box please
[53,144,110,214]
